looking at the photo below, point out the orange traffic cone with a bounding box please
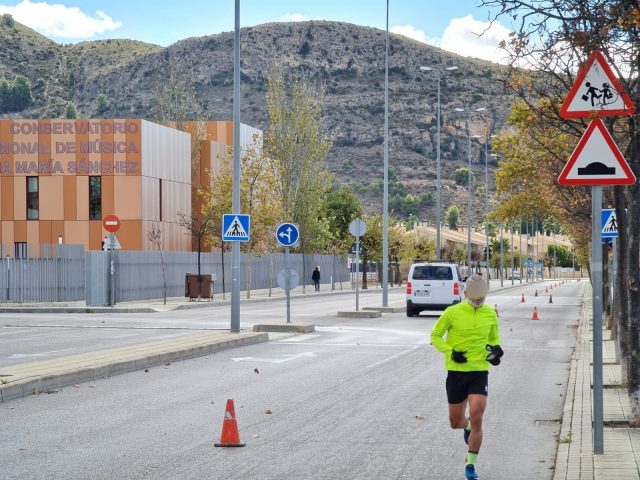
[545,286,549,293]
[532,306,539,320]
[521,293,525,303]
[214,399,246,447]
[494,304,499,317]
[549,294,553,304]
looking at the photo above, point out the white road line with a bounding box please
[9,348,74,359]
[364,346,420,370]
[231,352,316,364]
[279,334,321,342]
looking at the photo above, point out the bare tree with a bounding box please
[146,222,167,305]
[177,212,216,280]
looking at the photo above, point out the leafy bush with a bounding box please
[0,75,34,113]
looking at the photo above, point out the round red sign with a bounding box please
[103,214,121,233]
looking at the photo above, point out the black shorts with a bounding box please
[446,371,489,404]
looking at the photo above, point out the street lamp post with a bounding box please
[419,65,458,261]
[454,107,485,276]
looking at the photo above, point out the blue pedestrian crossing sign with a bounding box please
[276,223,299,247]
[601,209,618,238]
[222,214,250,242]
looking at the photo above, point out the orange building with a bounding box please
[0,119,261,252]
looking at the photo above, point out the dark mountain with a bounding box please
[0,18,517,221]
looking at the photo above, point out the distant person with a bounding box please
[430,274,503,480]
[312,266,321,292]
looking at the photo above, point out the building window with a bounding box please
[26,177,38,220]
[159,179,163,221]
[14,242,27,259]
[89,176,101,220]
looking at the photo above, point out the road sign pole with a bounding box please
[109,232,115,307]
[592,186,604,453]
[355,236,360,311]
[285,247,291,324]
[231,0,241,334]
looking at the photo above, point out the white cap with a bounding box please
[464,274,488,299]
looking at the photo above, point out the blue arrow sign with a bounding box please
[276,223,299,247]
[222,214,250,242]
[601,209,618,238]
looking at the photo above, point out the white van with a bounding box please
[406,262,465,316]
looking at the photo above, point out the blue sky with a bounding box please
[0,0,512,62]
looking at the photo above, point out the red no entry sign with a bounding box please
[102,214,121,233]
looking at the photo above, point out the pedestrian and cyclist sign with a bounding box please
[222,214,250,242]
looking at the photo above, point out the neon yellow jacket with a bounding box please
[431,301,501,372]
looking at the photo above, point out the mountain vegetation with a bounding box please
[0,16,517,223]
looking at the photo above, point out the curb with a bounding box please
[336,310,381,318]
[362,306,406,313]
[252,324,315,333]
[0,331,268,403]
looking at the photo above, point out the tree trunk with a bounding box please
[221,241,226,300]
[362,255,368,290]
[246,254,252,299]
[626,180,640,426]
[614,189,629,385]
[301,243,307,294]
[603,241,613,330]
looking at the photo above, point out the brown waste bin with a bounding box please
[185,273,213,300]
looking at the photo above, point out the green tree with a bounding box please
[446,205,460,230]
[96,94,108,115]
[11,75,33,110]
[0,78,9,112]
[454,167,474,186]
[2,13,15,27]
[321,183,363,252]
[64,101,77,119]
[265,64,333,291]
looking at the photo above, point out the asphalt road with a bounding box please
[1,280,584,480]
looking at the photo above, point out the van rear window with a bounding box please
[412,266,453,280]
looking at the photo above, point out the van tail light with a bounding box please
[407,281,412,295]
[453,282,459,295]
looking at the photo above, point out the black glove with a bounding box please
[451,349,468,363]
[486,344,504,366]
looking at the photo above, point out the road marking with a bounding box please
[364,346,420,370]
[9,348,73,359]
[231,352,316,364]
[279,334,320,342]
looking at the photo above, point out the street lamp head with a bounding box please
[419,66,433,71]
[474,107,487,112]
[454,107,465,112]
[446,66,459,71]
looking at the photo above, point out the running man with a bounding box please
[430,274,503,479]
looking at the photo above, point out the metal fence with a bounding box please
[0,244,350,305]
[0,244,85,302]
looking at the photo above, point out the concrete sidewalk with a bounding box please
[553,282,640,480]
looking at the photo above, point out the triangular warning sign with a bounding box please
[560,51,635,118]
[602,211,618,234]
[558,119,636,186]
[223,216,248,238]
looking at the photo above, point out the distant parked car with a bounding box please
[508,270,521,280]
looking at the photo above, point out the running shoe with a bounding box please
[465,464,478,479]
